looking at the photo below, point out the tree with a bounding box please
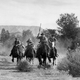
[1,28,6,42]
[56,13,79,40]
[1,28,10,43]
[22,30,33,39]
[22,30,34,43]
[5,30,10,39]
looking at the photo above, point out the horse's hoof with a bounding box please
[12,59,14,62]
[53,63,54,65]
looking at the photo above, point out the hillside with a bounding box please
[0,25,43,36]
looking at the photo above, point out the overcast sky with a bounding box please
[0,0,80,29]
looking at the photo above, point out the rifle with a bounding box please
[37,24,41,36]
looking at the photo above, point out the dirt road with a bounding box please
[0,55,79,80]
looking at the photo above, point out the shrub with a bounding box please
[17,60,33,72]
[57,57,69,71]
[57,49,80,77]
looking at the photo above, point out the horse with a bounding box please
[49,47,58,65]
[24,45,35,65]
[10,44,24,64]
[36,42,50,68]
[48,41,58,65]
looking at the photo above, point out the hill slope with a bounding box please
[0,25,43,36]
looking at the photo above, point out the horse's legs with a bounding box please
[53,58,55,65]
[12,57,14,62]
[38,56,42,66]
[54,58,57,65]
[48,55,51,63]
[17,57,18,63]
[17,57,21,64]
[29,58,33,65]
[31,58,34,65]
[43,56,47,66]
[16,58,19,65]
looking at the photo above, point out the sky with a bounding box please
[0,0,80,29]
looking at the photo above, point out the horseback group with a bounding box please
[10,31,58,67]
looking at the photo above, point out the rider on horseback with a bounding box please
[36,32,51,66]
[37,32,49,48]
[14,38,20,46]
[37,32,50,57]
[26,38,34,47]
[48,34,56,48]
[48,34,58,65]
[12,38,20,53]
[10,38,21,62]
[24,38,35,63]
[10,38,20,55]
[25,38,34,53]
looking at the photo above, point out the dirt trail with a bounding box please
[0,55,79,80]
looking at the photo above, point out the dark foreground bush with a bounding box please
[57,48,80,77]
[17,60,33,72]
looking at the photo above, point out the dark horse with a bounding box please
[36,43,50,67]
[48,40,58,65]
[10,45,24,63]
[49,47,58,65]
[24,45,35,64]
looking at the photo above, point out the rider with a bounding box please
[10,37,20,62]
[12,38,20,53]
[26,38,34,47]
[25,38,34,52]
[37,32,48,46]
[37,32,50,56]
[24,38,34,56]
[10,37,20,55]
[48,35,58,59]
[13,38,20,46]
[48,34,56,48]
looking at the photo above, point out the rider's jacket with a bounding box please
[48,36,56,48]
[26,42,34,49]
[14,40,19,46]
[37,34,51,51]
[37,35,47,44]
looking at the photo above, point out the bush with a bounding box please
[57,57,69,71]
[57,49,80,77]
[17,60,33,72]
